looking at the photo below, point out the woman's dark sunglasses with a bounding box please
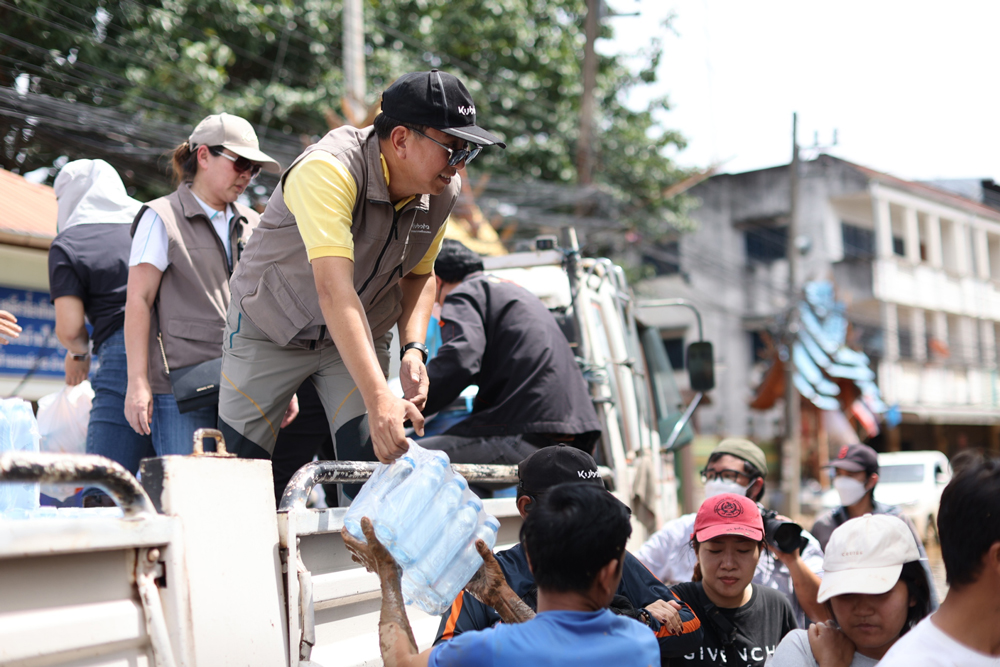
[209,146,262,177]
[410,128,481,167]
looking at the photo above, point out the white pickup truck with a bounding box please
[0,232,707,667]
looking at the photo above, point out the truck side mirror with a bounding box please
[687,342,714,392]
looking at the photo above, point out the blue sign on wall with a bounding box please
[0,287,64,379]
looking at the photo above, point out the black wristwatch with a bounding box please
[400,341,428,363]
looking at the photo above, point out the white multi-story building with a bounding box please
[637,154,1000,457]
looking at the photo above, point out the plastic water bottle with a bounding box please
[0,408,12,515]
[401,569,447,613]
[431,515,501,607]
[408,498,482,587]
[374,451,449,548]
[343,455,416,542]
[0,399,39,517]
[390,476,466,566]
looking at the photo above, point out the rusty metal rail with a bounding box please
[0,452,157,519]
[278,459,615,512]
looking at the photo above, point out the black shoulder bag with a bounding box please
[158,333,222,414]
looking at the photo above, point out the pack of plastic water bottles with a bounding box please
[343,440,500,615]
[0,398,42,519]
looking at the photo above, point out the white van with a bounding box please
[875,450,952,545]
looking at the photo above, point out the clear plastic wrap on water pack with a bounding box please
[343,440,500,615]
[0,398,41,518]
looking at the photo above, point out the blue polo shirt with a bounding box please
[428,608,659,667]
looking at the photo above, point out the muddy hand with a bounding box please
[463,539,507,607]
[342,517,399,577]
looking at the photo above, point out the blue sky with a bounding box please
[604,0,998,182]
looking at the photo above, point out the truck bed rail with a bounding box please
[0,452,157,519]
[278,459,616,512]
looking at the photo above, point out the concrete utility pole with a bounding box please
[783,112,802,518]
[577,0,599,186]
[343,0,367,123]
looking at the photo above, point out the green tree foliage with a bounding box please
[1,0,693,236]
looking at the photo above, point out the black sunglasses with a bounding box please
[410,128,481,167]
[208,146,262,177]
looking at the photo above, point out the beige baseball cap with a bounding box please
[816,514,921,603]
[712,438,768,477]
[188,113,281,174]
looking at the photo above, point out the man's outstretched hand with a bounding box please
[463,539,509,608]
[342,517,400,579]
[463,539,535,625]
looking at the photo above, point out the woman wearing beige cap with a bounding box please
[770,514,933,666]
[123,113,283,454]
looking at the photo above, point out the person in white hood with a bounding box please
[636,438,828,628]
[49,159,153,484]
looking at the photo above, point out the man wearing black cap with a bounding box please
[434,445,704,664]
[811,443,938,608]
[220,71,504,489]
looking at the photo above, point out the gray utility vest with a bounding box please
[131,185,258,394]
[229,126,459,349]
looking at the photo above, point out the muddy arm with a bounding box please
[463,540,535,625]
[343,518,430,667]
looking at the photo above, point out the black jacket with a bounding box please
[434,543,703,662]
[424,272,601,438]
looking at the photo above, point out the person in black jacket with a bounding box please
[420,240,601,464]
[434,446,703,665]
[50,160,155,481]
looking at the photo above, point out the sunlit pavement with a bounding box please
[926,541,948,599]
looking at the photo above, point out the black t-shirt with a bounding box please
[48,223,133,352]
[670,581,796,667]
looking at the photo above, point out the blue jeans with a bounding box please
[151,393,218,456]
[87,328,155,476]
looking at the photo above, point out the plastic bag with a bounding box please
[36,381,94,501]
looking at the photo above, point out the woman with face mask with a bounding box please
[769,514,933,666]
[123,113,282,455]
[669,493,797,666]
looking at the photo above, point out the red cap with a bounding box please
[693,493,765,543]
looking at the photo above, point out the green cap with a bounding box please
[712,438,768,477]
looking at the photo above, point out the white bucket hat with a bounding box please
[817,514,921,603]
[188,112,281,174]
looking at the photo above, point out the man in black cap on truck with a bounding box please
[218,71,504,488]
[434,445,704,665]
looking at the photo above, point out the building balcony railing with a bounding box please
[878,360,1000,417]
[872,257,1000,319]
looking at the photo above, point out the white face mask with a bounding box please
[833,476,868,506]
[704,478,751,499]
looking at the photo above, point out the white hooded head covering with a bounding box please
[54,159,141,233]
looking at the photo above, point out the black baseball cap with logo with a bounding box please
[381,70,506,148]
[826,443,879,476]
[517,445,604,497]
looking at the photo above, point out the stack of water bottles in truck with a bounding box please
[344,441,501,615]
[0,399,40,518]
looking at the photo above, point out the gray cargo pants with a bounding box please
[218,307,391,496]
